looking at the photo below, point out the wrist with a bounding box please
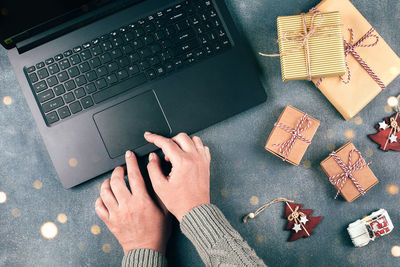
[176,201,210,222]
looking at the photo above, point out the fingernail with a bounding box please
[144,131,152,137]
[125,150,132,158]
[149,152,155,161]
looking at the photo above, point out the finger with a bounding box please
[100,178,118,211]
[95,197,109,221]
[125,150,147,195]
[172,132,196,152]
[110,166,131,205]
[144,132,182,162]
[204,146,211,161]
[192,136,204,151]
[147,153,168,191]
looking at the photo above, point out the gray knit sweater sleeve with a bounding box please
[180,204,266,267]
[122,248,167,267]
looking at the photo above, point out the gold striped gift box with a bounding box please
[277,11,346,82]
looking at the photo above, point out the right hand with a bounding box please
[144,132,211,222]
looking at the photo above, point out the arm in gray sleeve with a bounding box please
[180,204,267,267]
[122,248,167,267]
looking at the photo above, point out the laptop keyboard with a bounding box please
[24,0,232,126]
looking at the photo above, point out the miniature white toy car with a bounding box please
[347,209,394,248]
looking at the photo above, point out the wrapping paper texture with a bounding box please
[320,142,378,202]
[265,106,320,166]
[277,11,346,81]
[312,0,400,120]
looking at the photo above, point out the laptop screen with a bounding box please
[0,0,115,49]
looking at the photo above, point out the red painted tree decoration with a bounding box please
[243,198,322,242]
[284,202,322,242]
[368,112,400,152]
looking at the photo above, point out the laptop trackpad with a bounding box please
[93,91,171,158]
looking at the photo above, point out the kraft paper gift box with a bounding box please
[312,0,400,120]
[320,142,378,202]
[265,106,320,166]
[271,11,346,81]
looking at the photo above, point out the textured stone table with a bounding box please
[1,0,400,266]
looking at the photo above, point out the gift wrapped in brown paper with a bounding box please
[312,0,400,120]
[320,142,378,202]
[260,10,346,81]
[265,106,320,166]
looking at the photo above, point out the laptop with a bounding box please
[1,0,267,188]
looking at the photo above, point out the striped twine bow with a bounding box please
[273,114,312,161]
[316,28,385,90]
[329,149,371,199]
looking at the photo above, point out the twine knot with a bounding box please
[328,149,371,199]
[287,206,305,223]
[273,114,312,161]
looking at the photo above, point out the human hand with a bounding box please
[144,132,211,222]
[95,151,171,254]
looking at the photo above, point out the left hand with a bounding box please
[95,150,171,254]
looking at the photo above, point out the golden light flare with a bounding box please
[41,222,58,239]
[3,96,12,105]
[391,245,400,257]
[327,143,336,151]
[353,116,363,125]
[387,96,399,108]
[220,188,228,197]
[386,184,399,195]
[303,160,311,169]
[12,208,21,217]
[385,105,393,114]
[0,191,6,204]
[326,129,334,139]
[91,225,101,235]
[365,148,374,157]
[102,243,112,253]
[250,196,259,206]
[33,180,43,189]
[256,235,265,243]
[69,158,78,167]
[344,129,355,139]
[57,213,68,224]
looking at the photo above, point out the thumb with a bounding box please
[147,152,168,191]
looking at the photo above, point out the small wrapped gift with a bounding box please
[261,10,346,81]
[320,142,378,202]
[312,0,400,120]
[265,106,320,166]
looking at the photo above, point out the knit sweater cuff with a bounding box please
[180,204,236,250]
[122,249,167,267]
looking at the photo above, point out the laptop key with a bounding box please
[53,84,65,96]
[69,101,82,114]
[48,64,60,75]
[111,48,123,59]
[45,58,54,65]
[96,66,108,77]
[38,68,49,79]
[95,78,108,90]
[146,69,156,79]
[28,73,39,84]
[63,50,73,57]
[89,57,101,68]
[92,73,147,104]
[57,71,69,82]
[73,46,82,53]
[80,50,92,61]
[58,106,71,119]
[46,76,58,87]
[42,97,64,113]
[107,62,119,73]
[68,66,80,78]
[100,53,112,64]
[117,70,129,80]
[85,83,97,94]
[63,92,75,103]
[81,96,94,109]
[86,70,98,82]
[64,80,77,91]
[75,75,87,86]
[55,54,63,61]
[27,66,35,73]
[128,65,139,76]
[37,89,55,103]
[78,62,91,73]
[70,54,81,65]
[106,74,118,85]
[74,87,86,98]
[59,59,70,70]
[46,111,59,125]
[34,80,48,93]
[36,62,45,69]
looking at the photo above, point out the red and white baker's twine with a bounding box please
[316,28,385,90]
[329,149,371,199]
[273,114,312,161]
